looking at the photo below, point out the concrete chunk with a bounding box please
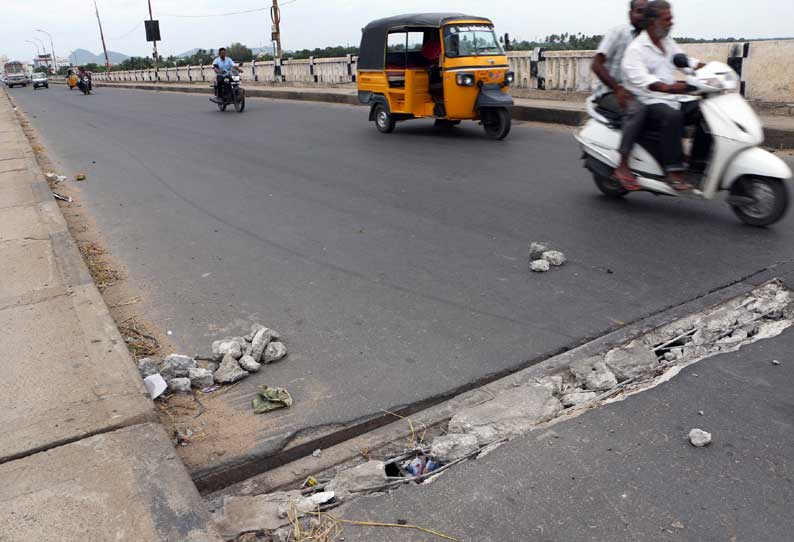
[431,434,479,463]
[0,423,221,541]
[604,343,659,382]
[160,354,197,380]
[327,460,387,499]
[569,356,618,391]
[448,385,563,445]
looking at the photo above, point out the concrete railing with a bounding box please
[95,56,359,86]
[95,40,793,103]
[505,40,794,103]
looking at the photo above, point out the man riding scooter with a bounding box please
[622,0,706,191]
[77,66,92,93]
[212,48,235,99]
[590,0,648,190]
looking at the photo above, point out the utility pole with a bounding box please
[36,29,57,72]
[148,0,159,81]
[270,0,283,80]
[26,40,41,56]
[94,0,111,71]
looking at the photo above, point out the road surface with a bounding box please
[10,85,794,485]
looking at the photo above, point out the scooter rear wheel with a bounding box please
[730,176,789,227]
[592,172,629,197]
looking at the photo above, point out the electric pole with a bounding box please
[270,0,284,81]
[35,29,57,72]
[94,0,111,71]
[148,0,159,81]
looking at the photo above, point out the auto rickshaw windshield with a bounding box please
[443,24,503,57]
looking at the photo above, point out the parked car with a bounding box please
[32,72,49,89]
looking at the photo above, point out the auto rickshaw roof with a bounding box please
[358,13,493,71]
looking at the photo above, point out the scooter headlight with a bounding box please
[456,73,475,87]
[504,71,515,86]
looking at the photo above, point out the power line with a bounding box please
[107,21,143,41]
[159,7,267,18]
[159,0,298,19]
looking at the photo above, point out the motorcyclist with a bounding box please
[622,0,707,191]
[591,0,649,189]
[212,48,236,98]
[77,66,92,92]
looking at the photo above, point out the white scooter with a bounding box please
[575,56,792,226]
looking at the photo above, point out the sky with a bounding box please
[2,0,793,63]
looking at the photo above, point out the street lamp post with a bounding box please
[25,40,41,57]
[36,29,58,71]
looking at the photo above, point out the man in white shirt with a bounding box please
[212,47,236,98]
[622,1,708,190]
[591,0,649,188]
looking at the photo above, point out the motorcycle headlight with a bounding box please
[505,71,515,86]
[456,73,475,87]
[232,76,240,81]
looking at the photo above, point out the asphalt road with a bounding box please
[341,326,794,542]
[10,85,794,478]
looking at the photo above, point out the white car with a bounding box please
[32,72,49,89]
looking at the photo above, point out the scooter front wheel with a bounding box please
[730,176,789,227]
[592,172,629,197]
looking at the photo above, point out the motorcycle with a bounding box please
[575,56,792,227]
[210,68,245,112]
[77,75,92,95]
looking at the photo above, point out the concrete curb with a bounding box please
[91,81,794,146]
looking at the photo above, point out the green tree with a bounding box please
[227,42,254,62]
[33,66,49,73]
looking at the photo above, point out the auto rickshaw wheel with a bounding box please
[482,108,511,140]
[374,104,395,134]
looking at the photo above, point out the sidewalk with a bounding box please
[92,80,794,148]
[0,89,220,541]
[339,325,794,542]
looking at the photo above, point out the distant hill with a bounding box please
[69,48,129,66]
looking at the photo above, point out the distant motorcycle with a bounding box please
[210,68,245,112]
[77,75,92,95]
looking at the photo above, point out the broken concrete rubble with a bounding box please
[327,460,388,498]
[561,390,597,407]
[431,433,479,463]
[264,341,288,363]
[239,355,262,373]
[167,377,191,393]
[137,357,159,379]
[569,356,618,391]
[604,343,658,382]
[188,367,215,388]
[448,384,563,445]
[529,242,549,261]
[159,354,197,381]
[212,492,305,539]
[530,260,550,273]
[541,250,566,266]
[214,353,249,384]
[688,428,712,447]
[212,339,242,361]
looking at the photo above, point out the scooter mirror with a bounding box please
[673,54,690,69]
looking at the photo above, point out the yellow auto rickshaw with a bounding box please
[67,68,79,90]
[357,13,515,140]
